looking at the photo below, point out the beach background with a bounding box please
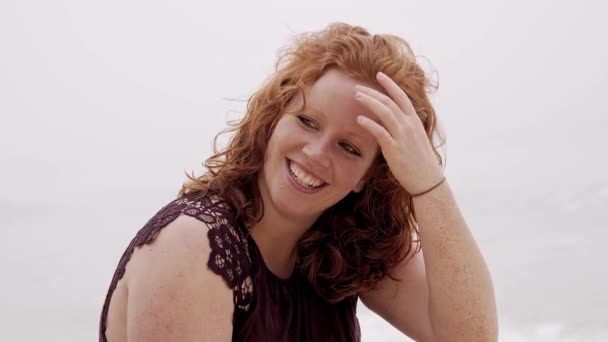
[1,0,607,341]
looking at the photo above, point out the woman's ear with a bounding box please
[353,179,365,193]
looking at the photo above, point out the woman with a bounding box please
[100,23,498,341]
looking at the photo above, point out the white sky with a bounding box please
[2,0,606,202]
[1,0,607,341]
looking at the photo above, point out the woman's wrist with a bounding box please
[410,175,446,198]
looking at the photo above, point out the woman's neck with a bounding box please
[249,204,318,279]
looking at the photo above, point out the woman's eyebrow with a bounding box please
[304,108,368,145]
[305,106,371,143]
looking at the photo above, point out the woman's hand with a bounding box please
[355,72,443,194]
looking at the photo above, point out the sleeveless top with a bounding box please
[99,191,361,342]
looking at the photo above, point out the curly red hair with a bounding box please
[179,23,445,303]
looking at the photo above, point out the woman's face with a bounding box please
[258,69,381,222]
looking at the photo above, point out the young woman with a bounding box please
[100,23,498,342]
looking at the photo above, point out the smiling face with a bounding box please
[257,69,382,222]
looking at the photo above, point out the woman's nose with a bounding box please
[302,138,331,169]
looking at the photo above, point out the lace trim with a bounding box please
[99,192,253,342]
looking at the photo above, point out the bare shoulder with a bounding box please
[125,214,234,342]
[126,215,220,279]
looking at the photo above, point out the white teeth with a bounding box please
[289,161,324,188]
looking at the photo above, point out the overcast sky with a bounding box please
[1,0,607,341]
[2,0,606,202]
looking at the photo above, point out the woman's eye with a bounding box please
[296,115,360,157]
[340,142,361,156]
[297,115,317,128]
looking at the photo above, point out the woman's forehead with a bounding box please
[304,71,383,126]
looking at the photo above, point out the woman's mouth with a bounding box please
[285,159,327,193]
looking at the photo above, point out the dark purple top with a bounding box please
[100,191,361,341]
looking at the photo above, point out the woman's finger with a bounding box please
[355,85,402,122]
[376,72,417,117]
[354,91,400,138]
[356,115,394,150]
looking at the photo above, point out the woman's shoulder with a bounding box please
[145,191,253,276]
[123,213,235,340]
[127,190,254,307]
